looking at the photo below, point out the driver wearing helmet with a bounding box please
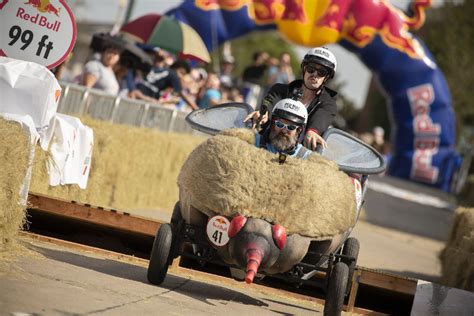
[246,46,338,151]
[256,98,311,159]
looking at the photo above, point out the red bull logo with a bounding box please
[25,0,61,16]
[316,0,432,59]
[215,218,227,225]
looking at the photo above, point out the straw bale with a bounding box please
[439,207,474,291]
[0,118,30,252]
[29,117,205,213]
[178,128,357,239]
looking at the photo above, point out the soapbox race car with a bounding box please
[146,104,386,316]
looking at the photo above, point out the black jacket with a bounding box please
[261,80,337,135]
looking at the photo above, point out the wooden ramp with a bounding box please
[27,192,419,315]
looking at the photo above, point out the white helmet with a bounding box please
[272,98,308,125]
[302,46,337,78]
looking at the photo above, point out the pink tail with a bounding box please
[245,249,263,284]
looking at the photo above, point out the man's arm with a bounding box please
[179,91,199,110]
[243,83,287,126]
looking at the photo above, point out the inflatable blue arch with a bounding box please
[167,0,460,192]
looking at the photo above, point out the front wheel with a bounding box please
[147,223,173,285]
[324,262,349,316]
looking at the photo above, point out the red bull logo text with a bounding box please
[16,7,61,32]
[408,84,440,184]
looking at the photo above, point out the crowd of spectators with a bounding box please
[68,44,295,113]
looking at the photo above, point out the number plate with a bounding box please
[352,178,362,209]
[206,215,230,247]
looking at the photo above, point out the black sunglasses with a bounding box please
[305,65,329,77]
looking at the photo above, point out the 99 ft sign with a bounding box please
[9,25,54,59]
[0,0,76,69]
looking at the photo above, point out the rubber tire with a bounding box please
[324,262,349,316]
[342,237,360,294]
[147,223,173,285]
[170,202,183,226]
[169,202,183,260]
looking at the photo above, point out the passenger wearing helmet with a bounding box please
[256,98,311,159]
[245,47,338,151]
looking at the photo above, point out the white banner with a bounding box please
[48,113,93,189]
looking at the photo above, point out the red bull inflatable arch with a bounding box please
[168,0,460,192]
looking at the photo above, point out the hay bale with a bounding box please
[30,117,205,212]
[0,118,30,252]
[440,207,474,291]
[178,128,357,239]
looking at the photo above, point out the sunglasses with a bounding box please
[305,65,329,77]
[273,120,299,131]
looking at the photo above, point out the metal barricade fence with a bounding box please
[57,82,199,134]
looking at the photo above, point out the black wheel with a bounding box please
[169,202,183,260]
[324,262,349,316]
[147,223,173,285]
[342,237,360,294]
[170,202,183,226]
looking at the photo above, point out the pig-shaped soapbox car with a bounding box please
[147,103,386,316]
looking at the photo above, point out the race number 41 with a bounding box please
[0,0,76,69]
[206,215,231,247]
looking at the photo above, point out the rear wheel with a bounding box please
[147,223,173,285]
[342,237,360,294]
[324,262,349,316]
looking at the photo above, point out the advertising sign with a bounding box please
[0,0,76,69]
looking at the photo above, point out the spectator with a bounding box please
[115,55,138,98]
[219,55,236,89]
[132,59,199,110]
[81,44,122,95]
[241,51,269,108]
[372,126,391,159]
[242,51,269,85]
[221,86,243,103]
[267,52,294,86]
[198,73,221,109]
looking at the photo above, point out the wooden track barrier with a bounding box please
[26,192,419,314]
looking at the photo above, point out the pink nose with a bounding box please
[245,249,263,284]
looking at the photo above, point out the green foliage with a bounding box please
[418,1,474,129]
[211,30,301,78]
